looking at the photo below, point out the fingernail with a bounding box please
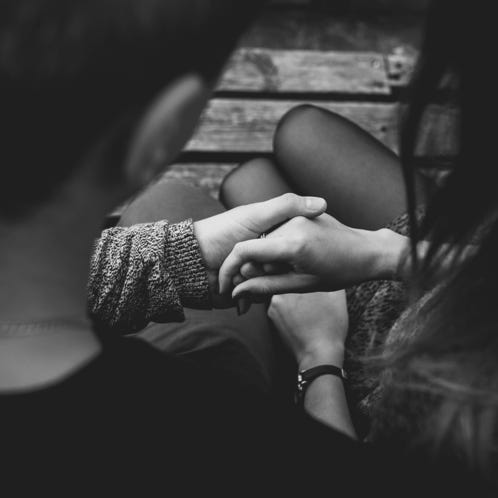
[305,197,326,211]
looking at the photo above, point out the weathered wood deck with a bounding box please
[162,4,454,199]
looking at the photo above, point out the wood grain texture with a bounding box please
[186,99,458,157]
[163,164,237,200]
[241,11,423,54]
[218,48,390,94]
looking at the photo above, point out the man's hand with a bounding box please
[193,194,327,308]
[218,212,408,300]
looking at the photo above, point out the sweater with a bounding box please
[87,219,211,332]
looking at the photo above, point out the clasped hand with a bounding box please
[193,193,327,308]
[218,211,397,300]
[194,194,398,370]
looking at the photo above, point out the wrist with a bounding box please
[297,344,345,371]
[369,228,409,281]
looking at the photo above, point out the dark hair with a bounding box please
[0,0,265,218]
[372,0,498,479]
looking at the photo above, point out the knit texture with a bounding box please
[88,219,210,333]
[344,212,413,435]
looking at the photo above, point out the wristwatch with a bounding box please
[295,364,348,406]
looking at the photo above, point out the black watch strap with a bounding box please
[295,365,348,406]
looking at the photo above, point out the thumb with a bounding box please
[238,193,327,233]
[232,273,319,299]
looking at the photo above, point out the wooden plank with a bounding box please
[186,99,458,157]
[241,11,423,54]
[162,164,237,200]
[109,161,452,220]
[218,48,390,95]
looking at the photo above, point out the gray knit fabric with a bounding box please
[88,219,211,332]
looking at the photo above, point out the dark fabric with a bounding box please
[138,307,275,394]
[345,213,413,435]
[120,180,277,394]
[0,335,488,496]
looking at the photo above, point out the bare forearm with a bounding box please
[304,375,357,439]
[299,349,357,440]
[371,229,478,283]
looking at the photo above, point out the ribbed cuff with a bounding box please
[167,219,212,310]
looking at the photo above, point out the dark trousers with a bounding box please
[117,179,275,394]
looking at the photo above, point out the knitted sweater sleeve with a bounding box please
[87,219,211,332]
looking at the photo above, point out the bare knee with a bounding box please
[220,158,277,208]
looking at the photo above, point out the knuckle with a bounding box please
[233,241,245,255]
[233,274,244,286]
[281,192,298,206]
[264,285,274,295]
[257,283,271,295]
[240,264,253,278]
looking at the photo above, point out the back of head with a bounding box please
[0,0,265,218]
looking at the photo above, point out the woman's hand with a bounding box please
[193,194,327,308]
[270,291,357,439]
[219,213,408,299]
[268,291,349,369]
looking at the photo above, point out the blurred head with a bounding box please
[0,0,265,219]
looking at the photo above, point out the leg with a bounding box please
[119,179,275,393]
[222,105,432,230]
[119,178,223,224]
[273,105,432,229]
[220,158,292,207]
[265,107,419,424]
